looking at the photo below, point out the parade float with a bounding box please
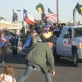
[20,3,57,44]
[41,21,54,40]
[36,3,54,40]
[73,2,82,24]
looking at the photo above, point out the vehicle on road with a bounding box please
[54,25,82,67]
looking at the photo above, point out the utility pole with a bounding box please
[17,10,21,23]
[56,0,59,26]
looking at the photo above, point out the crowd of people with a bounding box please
[0,18,66,82]
[20,19,66,50]
[0,25,56,82]
[21,17,66,37]
[25,21,65,35]
[0,28,55,82]
[0,28,19,63]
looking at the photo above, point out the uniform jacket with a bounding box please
[10,35,18,46]
[23,35,42,48]
[0,36,9,47]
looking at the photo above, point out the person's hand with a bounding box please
[18,46,23,50]
[1,38,6,42]
[13,77,16,82]
[3,38,6,42]
[0,78,2,81]
[51,71,55,76]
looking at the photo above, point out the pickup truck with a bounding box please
[54,25,82,67]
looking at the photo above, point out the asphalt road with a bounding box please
[0,49,82,82]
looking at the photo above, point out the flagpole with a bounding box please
[56,0,59,26]
[22,6,24,26]
[23,6,24,21]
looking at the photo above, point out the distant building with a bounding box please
[0,20,22,34]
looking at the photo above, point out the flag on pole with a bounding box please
[23,9,35,25]
[48,8,57,20]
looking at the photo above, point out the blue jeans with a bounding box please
[17,61,53,82]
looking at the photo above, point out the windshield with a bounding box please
[73,28,82,37]
[54,31,61,37]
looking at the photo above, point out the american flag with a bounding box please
[48,8,57,20]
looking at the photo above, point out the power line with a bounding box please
[0,0,22,5]
[59,0,77,6]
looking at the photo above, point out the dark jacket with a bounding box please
[10,35,18,46]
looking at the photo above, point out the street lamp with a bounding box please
[17,10,21,23]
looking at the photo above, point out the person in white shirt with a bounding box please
[0,65,16,82]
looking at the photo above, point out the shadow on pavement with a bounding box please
[55,57,73,67]
[0,49,74,67]
[0,51,26,64]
